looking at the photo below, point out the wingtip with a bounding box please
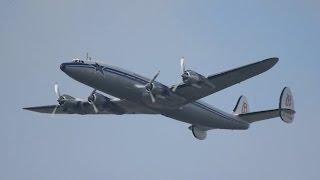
[269,57,279,64]
[23,107,39,112]
[22,107,33,111]
[260,57,279,69]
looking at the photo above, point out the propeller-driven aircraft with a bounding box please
[24,56,295,140]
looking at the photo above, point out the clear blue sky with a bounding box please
[1,0,319,179]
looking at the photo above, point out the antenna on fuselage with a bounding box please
[86,52,92,61]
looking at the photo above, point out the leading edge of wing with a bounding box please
[174,57,278,102]
[207,57,278,81]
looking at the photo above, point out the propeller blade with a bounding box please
[180,57,186,73]
[149,92,156,103]
[172,85,179,92]
[136,71,160,102]
[91,102,98,113]
[87,89,98,113]
[150,71,160,84]
[51,105,59,116]
[172,74,182,92]
[54,83,60,98]
[89,89,96,97]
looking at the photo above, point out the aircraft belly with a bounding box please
[162,102,249,130]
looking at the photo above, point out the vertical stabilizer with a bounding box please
[279,87,295,123]
[233,95,249,114]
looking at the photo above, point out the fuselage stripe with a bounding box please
[192,102,246,124]
[67,64,149,84]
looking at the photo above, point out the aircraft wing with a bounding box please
[23,100,157,115]
[24,105,65,114]
[173,58,278,103]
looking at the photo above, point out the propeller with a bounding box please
[172,57,187,92]
[146,71,160,103]
[181,57,186,74]
[52,83,99,115]
[135,71,160,103]
[87,89,98,113]
[54,82,66,105]
[172,57,215,92]
[54,82,60,98]
[52,82,61,115]
[180,57,191,81]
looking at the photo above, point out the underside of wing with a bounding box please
[24,105,63,114]
[173,58,278,103]
[23,104,119,114]
[23,100,158,115]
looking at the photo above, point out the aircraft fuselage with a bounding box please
[60,61,249,130]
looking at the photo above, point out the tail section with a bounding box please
[279,87,295,123]
[233,95,249,114]
[237,87,296,123]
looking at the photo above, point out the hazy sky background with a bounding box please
[1,0,319,179]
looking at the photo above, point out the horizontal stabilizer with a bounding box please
[239,108,295,123]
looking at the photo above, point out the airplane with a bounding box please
[23,56,295,140]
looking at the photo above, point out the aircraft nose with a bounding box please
[60,63,66,71]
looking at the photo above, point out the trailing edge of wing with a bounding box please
[174,57,279,103]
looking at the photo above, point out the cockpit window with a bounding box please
[72,59,84,63]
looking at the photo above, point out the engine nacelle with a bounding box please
[88,92,125,114]
[88,92,109,106]
[58,99,85,113]
[145,83,167,95]
[182,70,206,84]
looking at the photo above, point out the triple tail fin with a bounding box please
[279,87,295,123]
[233,95,250,114]
[236,87,296,123]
